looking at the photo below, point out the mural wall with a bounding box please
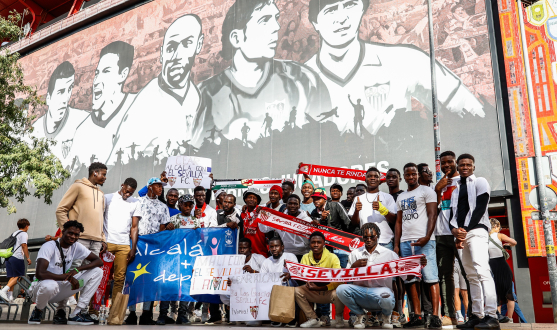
[497,0,557,257]
[10,0,506,237]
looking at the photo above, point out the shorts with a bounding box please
[6,257,25,278]
[454,259,466,290]
[400,240,438,284]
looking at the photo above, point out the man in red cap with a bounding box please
[266,185,286,212]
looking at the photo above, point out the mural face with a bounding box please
[11,0,509,235]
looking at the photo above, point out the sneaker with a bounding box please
[391,312,402,328]
[176,315,191,325]
[349,315,358,327]
[403,314,425,328]
[53,309,68,324]
[320,315,332,326]
[286,320,298,328]
[474,316,500,330]
[139,311,156,325]
[382,314,394,329]
[125,311,138,325]
[301,318,322,328]
[428,315,443,329]
[201,313,209,323]
[441,316,456,327]
[271,321,283,327]
[87,313,99,325]
[353,315,366,329]
[367,314,380,327]
[400,314,408,325]
[247,321,263,326]
[0,289,9,302]
[28,307,43,325]
[497,315,510,324]
[68,312,95,325]
[424,313,431,328]
[456,314,482,329]
[333,315,345,328]
[68,296,78,305]
[457,315,465,324]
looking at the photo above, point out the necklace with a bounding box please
[365,191,379,204]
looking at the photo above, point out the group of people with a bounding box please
[0,151,518,330]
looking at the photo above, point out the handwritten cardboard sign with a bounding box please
[189,255,246,295]
[165,156,212,189]
[229,272,283,321]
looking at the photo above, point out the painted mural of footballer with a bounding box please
[70,41,137,168]
[304,0,486,138]
[192,0,330,147]
[30,61,88,169]
[108,14,204,164]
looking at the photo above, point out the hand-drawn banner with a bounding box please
[125,228,238,305]
[285,255,423,282]
[165,156,212,189]
[229,272,283,322]
[190,255,246,295]
[257,207,364,252]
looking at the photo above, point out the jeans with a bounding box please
[333,249,350,268]
[400,240,438,283]
[379,240,394,251]
[461,229,497,318]
[501,282,527,323]
[336,285,395,316]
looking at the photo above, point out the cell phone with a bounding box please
[78,279,84,288]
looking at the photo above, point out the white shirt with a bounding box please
[347,245,403,291]
[104,192,139,245]
[435,176,460,236]
[259,211,312,256]
[12,230,28,260]
[260,252,298,273]
[245,253,267,272]
[348,192,397,244]
[37,240,91,275]
[191,204,218,228]
[449,175,491,230]
[397,186,437,242]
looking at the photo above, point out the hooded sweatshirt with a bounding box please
[56,178,105,242]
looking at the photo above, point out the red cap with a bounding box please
[270,185,283,198]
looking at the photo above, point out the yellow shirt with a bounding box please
[300,248,341,290]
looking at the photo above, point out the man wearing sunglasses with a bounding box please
[418,163,434,188]
[337,222,427,329]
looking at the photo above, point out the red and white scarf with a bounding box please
[297,163,386,182]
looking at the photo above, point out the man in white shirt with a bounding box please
[103,178,139,316]
[0,219,31,302]
[449,154,498,330]
[27,220,103,325]
[394,163,441,328]
[349,167,397,250]
[336,223,427,329]
[192,186,218,228]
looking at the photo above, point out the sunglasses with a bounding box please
[362,235,378,241]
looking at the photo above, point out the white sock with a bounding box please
[7,291,13,299]
[70,308,82,317]
[1,285,10,292]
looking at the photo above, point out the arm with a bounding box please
[56,184,80,229]
[348,95,355,106]
[498,233,517,247]
[128,216,139,264]
[36,259,72,282]
[22,244,31,265]
[465,192,489,231]
[350,197,362,226]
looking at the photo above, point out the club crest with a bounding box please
[250,305,259,319]
[212,277,222,290]
[168,176,176,187]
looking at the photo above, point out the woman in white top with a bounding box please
[488,218,517,321]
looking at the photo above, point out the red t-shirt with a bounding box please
[241,210,269,257]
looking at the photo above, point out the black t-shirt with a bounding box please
[340,199,352,212]
[390,190,404,202]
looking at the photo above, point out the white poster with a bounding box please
[229,272,283,322]
[189,255,245,295]
[164,156,212,189]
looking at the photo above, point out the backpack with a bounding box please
[0,231,23,259]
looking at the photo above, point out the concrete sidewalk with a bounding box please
[1,324,557,329]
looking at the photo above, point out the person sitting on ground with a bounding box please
[285,231,345,328]
[27,220,103,325]
[336,223,427,329]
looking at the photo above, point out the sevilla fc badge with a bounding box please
[250,305,259,319]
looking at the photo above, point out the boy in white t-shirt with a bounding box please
[27,220,103,325]
[0,218,31,302]
[394,163,441,329]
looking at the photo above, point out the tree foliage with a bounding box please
[0,12,70,213]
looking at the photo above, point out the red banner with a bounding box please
[285,255,423,282]
[92,251,115,309]
[297,164,386,182]
[257,207,364,252]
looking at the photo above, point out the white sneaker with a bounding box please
[68,296,77,305]
[381,314,393,329]
[320,315,331,326]
[334,315,345,328]
[301,318,322,328]
[353,315,366,329]
[201,313,209,323]
[0,289,9,302]
[391,312,402,328]
[456,314,464,324]
[349,315,358,327]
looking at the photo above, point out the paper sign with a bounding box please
[229,272,283,321]
[189,255,246,295]
[165,156,212,188]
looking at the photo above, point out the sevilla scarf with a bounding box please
[297,163,386,182]
[213,178,295,190]
[285,255,423,282]
[92,251,115,309]
[256,207,363,252]
[195,203,207,220]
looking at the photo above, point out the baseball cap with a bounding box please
[311,188,327,199]
[214,189,227,198]
[147,177,163,186]
[179,194,194,204]
[243,188,262,205]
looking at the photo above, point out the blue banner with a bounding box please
[125,228,238,305]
